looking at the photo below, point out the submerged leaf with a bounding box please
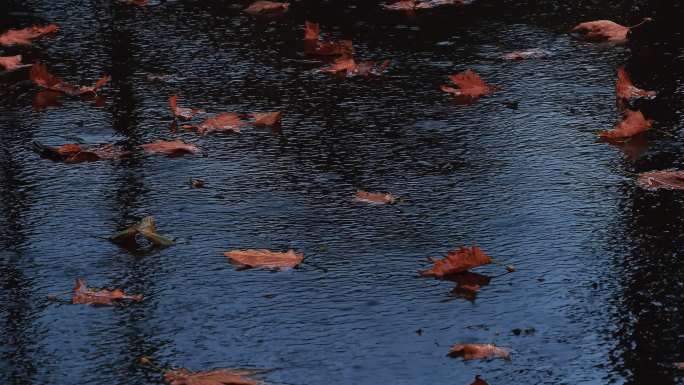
[30,62,110,96]
[71,279,143,306]
[637,170,684,191]
[616,67,656,101]
[0,24,58,46]
[140,140,200,156]
[224,249,304,270]
[420,245,492,278]
[244,1,290,15]
[354,190,396,204]
[110,216,175,248]
[599,109,653,140]
[163,368,261,385]
[448,343,510,360]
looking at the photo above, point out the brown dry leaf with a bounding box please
[110,216,175,248]
[0,24,58,46]
[189,113,247,135]
[169,95,205,120]
[304,21,320,41]
[637,170,684,191]
[599,109,653,140]
[448,343,510,360]
[224,249,304,270]
[244,1,290,15]
[420,245,492,278]
[0,55,30,71]
[163,368,261,385]
[251,112,282,126]
[30,62,110,96]
[355,190,396,204]
[441,69,498,102]
[321,57,389,77]
[571,18,651,42]
[33,90,62,111]
[71,279,143,306]
[305,39,354,56]
[616,67,656,101]
[32,142,129,163]
[502,48,550,60]
[140,140,200,156]
[469,375,489,385]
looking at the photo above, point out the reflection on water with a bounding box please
[3,0,684,384]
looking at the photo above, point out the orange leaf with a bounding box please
[442,69,498,101]
[469,375,489,385]
[354,190,396,204]
[616,67,656,100]
[420,245,492,278]
[32,90,62,111]
[244,1,290,15]
[321,57,389,77]
[448,343,510,360]
[571,18,651,42]
[305,39,354,56]
[163,368,261,385]
[33,142,129,163]
[637,170,684,191]
[189,113,246,135]
[0,24,58,46]
[448,272,491,302]
[599,109,653,140]
[251,111,282,126]
[140,140,200,156]
[71,279,143,306]
[169,95,205,120]
[304,21,320,41]
[0,55,30,71]
[30,62,110,96]
[224,249,304,270]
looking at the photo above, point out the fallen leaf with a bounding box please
[224,249,304,270]
[448,272,491,302]
[571,18,652,42]
[140,140,200,156]
[448,343,510,360]
[0,24,58,46]
[304,21,320,41]
[190,179,205,188]
[355,190,396,204]
[502,48,550,60]
[110,216,175,248]
[169,95,205,120]
[420,245,492,278]
[598,109,653,140]
[0,55,31,71]
[163,368,261,385]
[441,69,499,102]
[244,1,290,15]
[251,112,282,126]
[186,113,247,135]
[469,375,489,385]
[321,56,390,77]
[637,170,684,191]
[32,142,129,163]
[305,39,354,56]
[382,0,464,10]
[32,90,63,111]
[616,67,656,101]
[71,278,143,306]
[30,62,110,96]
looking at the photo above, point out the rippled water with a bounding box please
[2,1,684,384]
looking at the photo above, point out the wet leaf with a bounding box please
[303,22,354,56]
[32,90,63,111]
[32,142,129,163]
[571,18,651,42]
[616,67,656,101]
[420,245,492,278]
[637,170,684,191]
[110,216,175,248]
[71,278,143,306]
[448,343,510,360]
[251,111,282,126]
[321,57,390,77]
[354,190,396,204]
[163,368,261,385]
[502,48,550,60]
[304,21,320,41]
[441,69,499,102]
[169,95,205,120]
[224,249,304,270]
[0,55,30,71]
[448,272,491,302]
[382,0,464,11]
[140,140,200,156]
[244,1,290,15]
[598,109,653,140]
[190,179,205,188]
[469,375,489,385]
[185,113,247,135]
[0,24,58,46]
[30,62,110,96]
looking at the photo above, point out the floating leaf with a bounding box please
[382,0,464,11]
[184,113,247,135]
[571,18,651,42]
[71,279,143,306]
[0,24,58,46]
[30,62,110,96]
[616,67,656,101]
[224,249,304,270]
[244,1,290,15]
[303,21,354,56]
[502,48,550,60]
[169,95,205,120]
[251,112,282,126]
[598,109,653,140]
[448,343,510,360]
[0,55,30,71]
[110,216,175,248]
[304,21,320,41]
[354,190,396,204]
[163,368,261,385]
[140,140,200,156]
[637,170,684,191]
[420,245,492,278]
[32,141,129,163]
[321,56,390,77]
[441,69,499,102]
[469,375,489,385]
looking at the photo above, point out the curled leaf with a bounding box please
[598,109,653,140]
[355,190,396,204]
[0,55,30,71]
[71,279,143,306]
[571,18,651,42]
[169,95,205,120]
[502,48,550,60]
[30,62,110,96]
[420,245,492,278]
[244,1,290,15]
[163,368,261,385]
[110,216,175,248]
[616,67,656,101]
[448,343,510,360]
[140,140,200,156]
[441,69,499,102]
[224,249,304,270]
[637,170,684,191]
[251,111,282,126]
[0,24,58,46]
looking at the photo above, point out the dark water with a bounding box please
[2,1,684,384]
